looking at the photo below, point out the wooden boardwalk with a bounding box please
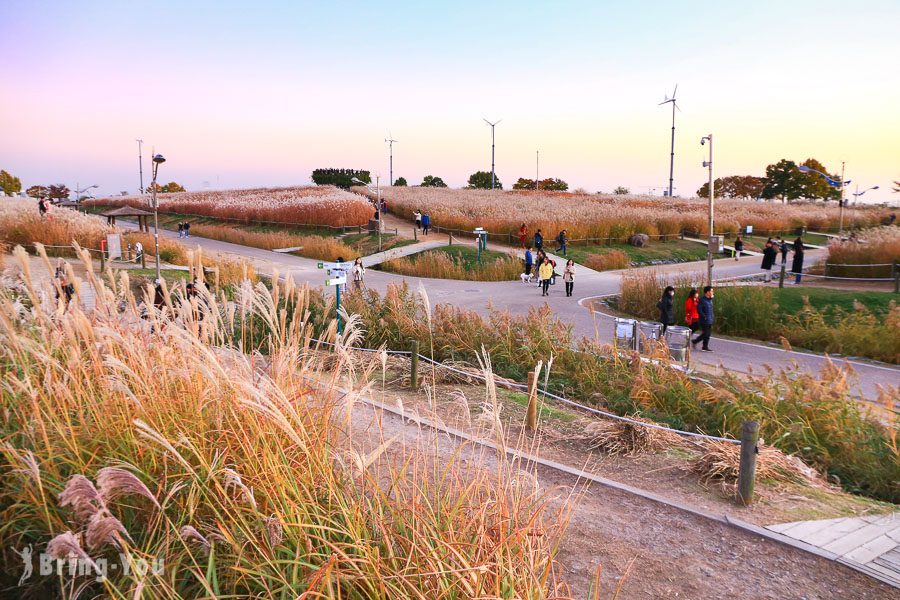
[767,512,900,588]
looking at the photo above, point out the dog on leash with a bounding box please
[519,272,535,283]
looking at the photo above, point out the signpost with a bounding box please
[318,261,349,333]
[473,228,488,264]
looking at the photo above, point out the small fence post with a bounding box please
[893,261,899,294]
[413,228,417,241]
[448,232,453,246]
[526,370,537,432]
[99,249,106,272]
[410,340,419,390]
[778,264,786,288]
[737,421,760,506]
[140,251,146,269]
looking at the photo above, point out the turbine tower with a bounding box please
[483,118,501,190]
[658,85,680,198]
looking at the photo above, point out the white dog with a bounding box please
[519,272,535,283]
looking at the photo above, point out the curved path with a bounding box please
[124,222,899,400]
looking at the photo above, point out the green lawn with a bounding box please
[564,240,710,267]
[771,287,894,320]
[431,245,516,268]
[341,232,416,256]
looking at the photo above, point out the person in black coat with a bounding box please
[657,286,675,334]
[761,241,778,282]
[691,286,715,351]
[792,237,805,284]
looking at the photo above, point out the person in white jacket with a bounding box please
[352,258,365,291]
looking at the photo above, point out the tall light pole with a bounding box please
[136,139,144,194]
[852,183,880,204]
[658,85,679,198]
[352,176,382,252]
[385,136,397,185]
[701,134,714,286]
[798,164,852,237]
[483,118,501,190]
[151,153,166,282]
[535,150,539,190]
[74,184,98,203]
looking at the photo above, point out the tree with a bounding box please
[540,178,568,191]
[761,159,803,203]
[467,171,502,190]
[512,177,535,190]
[161,181,185,193]
[311,168,371,189]
[393,177,407,186]
[0,170,22,195]
[797,158,836,201]
[421,175,447,188]
[48,184,70,200]
[613,186,630,195]
[27,185,49,198]
[697,175,765,199]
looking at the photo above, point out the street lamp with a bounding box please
[852,184,879,204]
[151,153,166,283]
[700,134,714,286]
[74,184,99,203]
[351,176,382,252]
[136,139,144,194]
[798,163,852,236]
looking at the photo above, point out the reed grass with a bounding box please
[380,248,522,281]
[186,223,359,261]
[825,226,900,278]
[584,250,630,271]
[0,198,113,254]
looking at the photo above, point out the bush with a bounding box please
[187,224,358,261]
[825,226,900,278]
[585,250,630,271]
[380,249,521,281]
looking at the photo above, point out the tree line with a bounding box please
[696,158,858,203]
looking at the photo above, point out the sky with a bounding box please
[1,0,898,202]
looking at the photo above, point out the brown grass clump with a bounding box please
[690,439,822,486]
[585,249,630,271]
[381,249,521,281]
[583,416,682,456]
[122,231,188,264]
[825,226,900,278]
[187,223,359,261]
[0,198,113,253]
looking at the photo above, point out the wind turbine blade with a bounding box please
[658,99,670,105]
[675,102,682,112]
[673,83,678,98]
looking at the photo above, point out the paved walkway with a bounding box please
[767,512,900,587]
[116,221,899,401]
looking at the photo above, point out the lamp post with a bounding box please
[351,176,382,252]
[535,150,539,190]
[136,139,144,194]
[150,153,166,282]
[74,184,99,203]
[852,184,879,204]
[798,164,852,237]
[483,118,501,190]
[700,134,714,286]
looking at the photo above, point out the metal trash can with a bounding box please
[665,325,692,362]
[638,321,662,353]
[614,318,636,349]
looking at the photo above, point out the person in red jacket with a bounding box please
[684,288,700,334]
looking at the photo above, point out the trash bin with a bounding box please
[638,321,662,353]
[614,318,636,349]
[665,325,692,362]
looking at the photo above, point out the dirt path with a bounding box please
[347,397,895,599]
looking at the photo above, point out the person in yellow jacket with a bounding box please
[538,258,554,296]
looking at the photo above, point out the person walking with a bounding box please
[733,236,744,261]
[352,257,365,291]
[792,237,805,284]
[556,229,568,257]
[684,288,700,335]
[538,258,553,296]
[534,229,543,252]
[184,222,191,238]
[761,240,777,282]
[691,286,714,352]
[38,197,48,218]
[524,247,534,278]
[133,241,143,263]
[779,237,789,266]
[414,210,422,230]
[177,222,184,238]
[518,223,528,249]
[563,259,576,297]
[535,250,547,287]
[421,212,431,235]
[657,285,675,334]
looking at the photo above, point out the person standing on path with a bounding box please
[414,210,422,230]
[38,197,48,218]
[556,230,568,257]
[657,285,675,334]
[421,212,431,235]
[524,247,534,278]
[691,286,714,352]
[563,259,576,297]
[733,236,743,260]
[684,288,700,335]
[134,241,143,263]
[518,223,528,249]
[352,257,365,291]
[792,237,805,284]
[538,258,553,296]
[779,237,789,265]
[534,229,543,252]
[761,240,777,282]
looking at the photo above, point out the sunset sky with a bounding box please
[1,0,898,201]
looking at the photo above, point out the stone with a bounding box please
[629,233,650,247]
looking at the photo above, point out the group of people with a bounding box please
[760,236,805,284]
[524,247,576,297]
[176,222,192,238]
[412,210,432,235]
[518,224,568,256]
[656,285,716,352]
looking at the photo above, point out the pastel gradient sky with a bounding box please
[1,0,898,201]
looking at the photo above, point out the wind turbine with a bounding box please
[483,118,501,190]
[658,85,680,198]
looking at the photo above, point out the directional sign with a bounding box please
[327,268,348,276]
[318,261,348,270]
[325,276,346,287]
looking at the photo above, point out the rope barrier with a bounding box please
[308,337,740,444]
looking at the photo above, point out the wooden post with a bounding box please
[778,264,786,288]
[737,421,760,506]
[140,250,146,269]
[410,340,419,390]
[99,249,106,272]
[413,228,417,242]
[448,232,453,246]
[526,371,537,432]
[894,261,899,294]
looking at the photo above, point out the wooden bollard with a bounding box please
[778,264,786,288]
[526,371,537,432]
[737,421,760,506]
[140,251,146,269]
[99,249,106,272]
[410,340,419,390]
[413,228,417,241]
[448,232,453,246]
